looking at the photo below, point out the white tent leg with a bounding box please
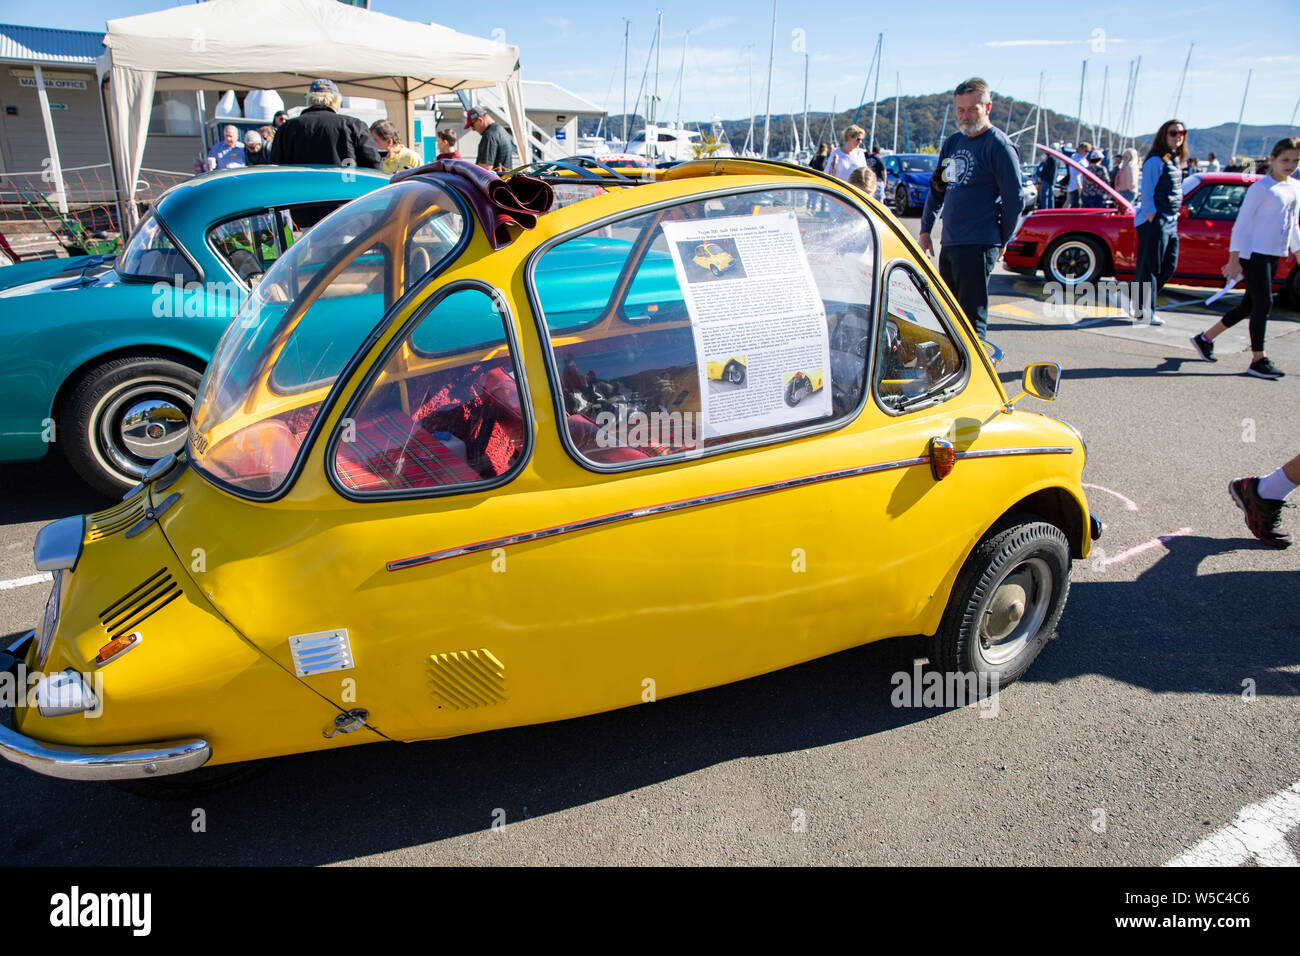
[32,66,68,215]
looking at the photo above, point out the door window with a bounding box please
[332,287,527,496]
[874,265,967,412]
[1185,183,1248,221]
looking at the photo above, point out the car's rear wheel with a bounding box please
[895,184,910,214]
[1045,235,1106,286]
[61,355,203,498]
[725,361,746,385]
[932,518,1071,687]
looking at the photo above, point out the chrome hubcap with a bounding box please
[1051,242,1095,285]
[977,557,1053,666]
[93,378,194,481]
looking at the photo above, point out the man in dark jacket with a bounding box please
[270,78,382,170]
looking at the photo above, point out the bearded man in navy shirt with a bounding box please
[919,77,1024,340]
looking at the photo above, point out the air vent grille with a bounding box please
[288,629,354,677]
[98,568,180,640]
[427,648,507,710]
[86,496,148,542]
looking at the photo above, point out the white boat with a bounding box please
[622,124,735,163]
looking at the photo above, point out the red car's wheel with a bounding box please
[1044,235,1107,287]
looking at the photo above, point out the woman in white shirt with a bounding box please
[825,125,867,183]
[1190,137,1300,379]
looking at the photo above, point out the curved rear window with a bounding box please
[118,213,199,283]
[187,179,466,497]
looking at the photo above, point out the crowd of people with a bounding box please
[200,78,510,177]
[805,79,1300,548]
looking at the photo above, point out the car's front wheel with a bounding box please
[932,518,1071,687]
[61,355,203,497]
[895,184,910,214]
[1045,235,1106,286]
[725,361,746,386]
[709,264,722,277]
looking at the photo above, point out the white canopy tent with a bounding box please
[95,0,528,226]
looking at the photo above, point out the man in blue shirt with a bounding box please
[919,78,1024,340]
[206,125,245,170]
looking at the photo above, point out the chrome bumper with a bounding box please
[0,634,211,781]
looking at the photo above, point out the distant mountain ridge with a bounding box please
[584,93,1297,160]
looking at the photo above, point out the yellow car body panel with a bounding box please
[19,165,1091,771]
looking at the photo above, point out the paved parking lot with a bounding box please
[1,210,1297,866]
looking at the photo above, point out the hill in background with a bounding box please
[585,93,1297,160]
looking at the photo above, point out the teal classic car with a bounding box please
[0,166,389,496]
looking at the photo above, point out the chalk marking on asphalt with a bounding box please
[1166,778,1300,867]
[1083,483,1140,512]
[0,572,52,591]
[1101,527,1193,567]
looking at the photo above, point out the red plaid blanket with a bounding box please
[335,408,478,491]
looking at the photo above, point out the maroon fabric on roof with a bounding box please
[391,159,555,249]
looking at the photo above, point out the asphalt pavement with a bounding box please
[0,207,1296,866]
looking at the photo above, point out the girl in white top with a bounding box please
[1190,137,1300,379]
[825,125,867,183]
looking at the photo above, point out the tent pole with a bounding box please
[31,65,68,215]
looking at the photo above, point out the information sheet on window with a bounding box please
[660,212,832,438]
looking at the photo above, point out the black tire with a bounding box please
[932,518,1071,687]
[110,760,266,800]
[709,264,722,277]
[895,184,910,214]
[724,361,746,386]
[1044,234,1107,287]
[61,355,203,498]
[1286,267,1300,310]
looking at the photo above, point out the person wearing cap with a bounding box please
[243,129,272,166]
[269,78,382,170]
[1079,149,1111,208]
[465,107,513,173]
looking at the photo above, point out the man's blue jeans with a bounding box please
[939,244,999,339]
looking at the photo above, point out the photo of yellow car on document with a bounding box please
[706,355,748,389]
[677,238,745,281]
[782,369,824,406]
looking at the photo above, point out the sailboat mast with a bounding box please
[622,18,630,145]
[1097,64,1108,151]
[1128,56,1141,152]
[1172,43,1193,117]
[1075,60,1086,145]
[869,33,882,150]
[802,53,809,151]
[1230,69,1251,162]
[939,102,949,142]
[745,45,755,155]
[652,9,662,159]
[762,0,776,158]
[676,30,688,131]
[892,73,899,153]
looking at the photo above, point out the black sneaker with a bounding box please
[1230,477,1292,548]
[1248,357,1284,379]
[1189,333,1216,362]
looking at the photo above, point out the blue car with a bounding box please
[0,166,389,495]
[883,153,938,214]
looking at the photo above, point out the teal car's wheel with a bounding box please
[62,355,203,497]
[932,519,1071,687]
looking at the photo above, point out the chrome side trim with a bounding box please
[33,515,85,572]
[387,446,1073,572]
[954,446,1074,461]
[0,722,210,781]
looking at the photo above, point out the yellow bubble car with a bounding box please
[1,158,1097,792]
[707,356,747,386]
[692,241,736,276]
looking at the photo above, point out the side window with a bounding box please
[332,287,526,495]
[1186,184,1248,221]
[531,187,875,468]
[874,265,966,411]
[118,214,199,283]
[209,211,283,284]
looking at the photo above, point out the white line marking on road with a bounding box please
[0,572,53,591]
[1101,527,1194,567]
[1083,483,1140,512]
[1166,778,1300,867]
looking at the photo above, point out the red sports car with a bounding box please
[1004,172,1300,303]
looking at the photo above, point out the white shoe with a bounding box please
[1148,314,1165,326]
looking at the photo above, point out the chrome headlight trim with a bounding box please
[34,668,98,717]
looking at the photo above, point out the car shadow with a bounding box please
[0,456,115,528]
[4,531,1293,866]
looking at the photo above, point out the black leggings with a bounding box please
[1220,254,1277,353]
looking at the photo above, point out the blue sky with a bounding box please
[5,0,1297,135]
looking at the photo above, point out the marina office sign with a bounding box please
[9,69,87,91]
